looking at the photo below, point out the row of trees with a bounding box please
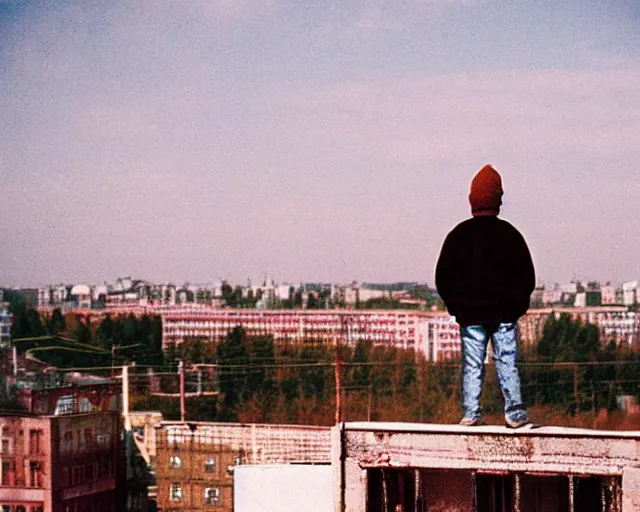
[2,290,66,339]
[136,313,640,425]
[1,287,165,368]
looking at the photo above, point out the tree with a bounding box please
[73,317,92,345]
[247,335,276,400]
[47,308,67,336]
[537,314,600,363]
[306,293,318,309]
[217,327,250,418]
[94,315,115,349]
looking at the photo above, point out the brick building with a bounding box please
[154,422,330,512]
[0,410,122,512]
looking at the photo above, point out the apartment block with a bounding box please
[623,281,640,306]
[161,309,462,362]
[518,307,638,349]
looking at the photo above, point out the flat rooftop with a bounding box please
[343,421,640,439]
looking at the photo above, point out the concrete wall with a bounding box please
[234,465,332,512]
[334,422,640,511]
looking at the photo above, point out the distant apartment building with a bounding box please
[0,292,11,349]
[154,422,330,512]
[357,288,389,303]
[542,287,563,305]
[421,315,462,362]
[623,281,640,306]
[542,282,584,306]
[518,306,637,348]
[37,285,69,308]
[602,284,619,305]
[599,311,640,346]
[161,309,462,362]
[574,290,602,308]
[69,285,92,310]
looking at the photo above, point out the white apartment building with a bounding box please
[602,285,619,305]
[161,309,462,362]
[623,281,640,306]
[542,287,563,305]
[599,311,640,346]
[357,288,389,303]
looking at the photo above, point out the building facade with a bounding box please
[0,411,122,512]
[161,309,461,362]
[154,422,330,512]
[334,422,640,511]
[518,306,638,349]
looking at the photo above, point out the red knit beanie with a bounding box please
[469,164,503,216]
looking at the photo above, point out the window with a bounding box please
[1,437,11,454]
[204,487,220,505]
[72,466,83,485]
[2,460,14,486]
[63,430,74,452]
[30,461,43,487]
[84,463,95,481]
[97,433,110,446]
[169,455,182,469]
[205,457,216,472]
[169,483,183,502]
[99,459,111,478]
[29,429,42,454]
[84,427,94,446]
[61,467,70,486]
[55,395,75,415]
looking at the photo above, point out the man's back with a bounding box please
[435,216,535,326]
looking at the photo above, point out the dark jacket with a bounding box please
[435,216,535,326]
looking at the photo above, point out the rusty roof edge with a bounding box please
[342,421,640,439]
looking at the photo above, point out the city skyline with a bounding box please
[1,0,639,288]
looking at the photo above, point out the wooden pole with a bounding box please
[335,338,342,424]
[179,360,186,422]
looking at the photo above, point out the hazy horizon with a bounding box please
[2,0,639,288]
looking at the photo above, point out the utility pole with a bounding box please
[12,344,18,378]
[121,364,133,481]
[335,339,342,424]
[179,360,186,422]
[122,365,131,431]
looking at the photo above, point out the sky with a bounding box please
[1,0,639,288]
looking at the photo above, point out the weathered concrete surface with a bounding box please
[333,422,640,512]
[343,423,640,475]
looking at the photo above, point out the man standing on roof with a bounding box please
[435,165,535,428]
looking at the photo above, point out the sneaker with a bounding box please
[459,417,485,427]
[505,415,531,429]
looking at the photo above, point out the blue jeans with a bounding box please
[460,322,528,423]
